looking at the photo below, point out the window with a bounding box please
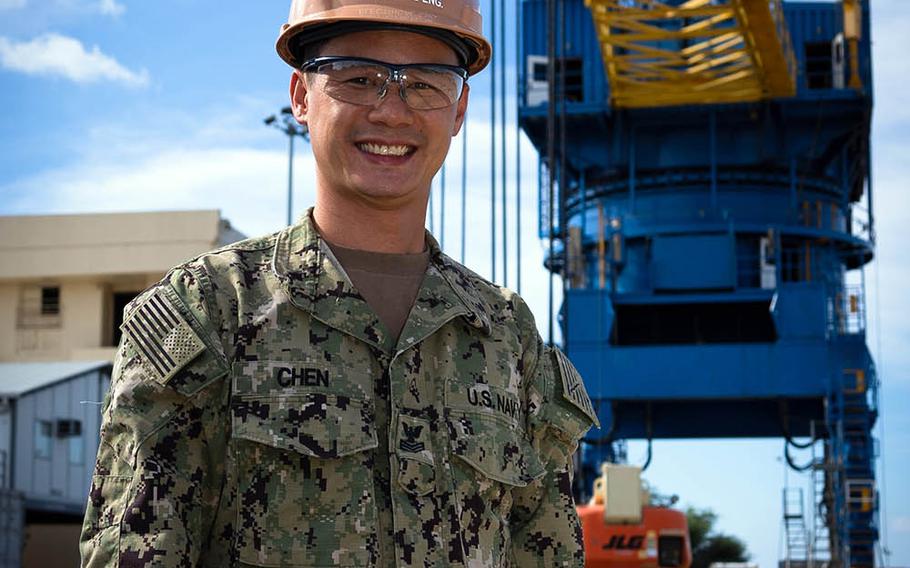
[41,286,60,315]
[56,418,82,437]
[610,301,777,345]
[17,285,62,329]
[658,535,685,567]
[525,55,585,106]
[34,420,52,459]
[805,41,834,89]
[68,436,84,465]
[55,419,83,464]
[557,58,584,102]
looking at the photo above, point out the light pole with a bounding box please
[264,107,309,227]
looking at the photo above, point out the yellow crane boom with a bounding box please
[584,0,798,108]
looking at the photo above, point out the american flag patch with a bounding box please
[553,348,599,426]
[121,290,206,385]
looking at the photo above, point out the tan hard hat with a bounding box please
[276,0,492,75]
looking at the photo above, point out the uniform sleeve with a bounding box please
[80,266,231,568]
[510,341,599,567]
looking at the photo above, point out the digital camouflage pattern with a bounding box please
[80,210,598,567]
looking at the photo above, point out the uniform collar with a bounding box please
[272,209,492,352]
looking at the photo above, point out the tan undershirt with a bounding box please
[326,241,430,566]
[327,241,430,344]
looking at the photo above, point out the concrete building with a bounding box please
[0,210,243,567]
[0,210,244,363]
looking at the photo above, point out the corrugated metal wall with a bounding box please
[0,410,10,490]
[0,489,23,568]
[14,369,108,514]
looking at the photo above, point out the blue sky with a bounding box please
[0,1,907,567]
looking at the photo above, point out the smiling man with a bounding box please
[79,1,597,567]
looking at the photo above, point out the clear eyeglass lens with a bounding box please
[400,68,462,110]
[315,60,462,110]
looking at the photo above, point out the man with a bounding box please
[80,0,598,566]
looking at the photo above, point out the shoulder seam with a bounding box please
[184,263,220,341]
[156,234,278,287]
[171,232,280,271]
[198,233,278,255]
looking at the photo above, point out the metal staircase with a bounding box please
[782,364,878,568]
[826,365,879,568]
[809,424,833,567]
[783,487,810,568]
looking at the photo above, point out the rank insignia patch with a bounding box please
[553,348,600,427]
[396,415,434,465]
[121,290,206,385]
[399,423,426,453]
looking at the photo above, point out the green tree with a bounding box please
[686,507,750,568]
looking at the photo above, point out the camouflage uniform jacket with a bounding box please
[81,211,598,568]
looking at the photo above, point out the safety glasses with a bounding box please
[300,56,468,111]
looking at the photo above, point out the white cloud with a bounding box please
[0,0,26,10]
[2,144,295,239]
[3,0,125,19]
[0,101,314,238]
[37,150,285,224]
[0,33,148,87]
[97,0,123,16]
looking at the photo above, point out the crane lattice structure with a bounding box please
[587,0,798,107]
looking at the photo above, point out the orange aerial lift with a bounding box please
[578,465,692,568]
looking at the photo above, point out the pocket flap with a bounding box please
[232,392,377,458]
[448,411,545,486]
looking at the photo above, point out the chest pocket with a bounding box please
[232,392,378,567]
[444,379,546,565]
[444,379,544,483]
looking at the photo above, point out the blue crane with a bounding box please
[517,1,878,566]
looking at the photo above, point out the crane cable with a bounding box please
[461,115,468,264]
[640,403,653,472]
[499,0,508,288]
[429,173,435,233]
[784,439,815,472]
[558,0,568,349]
[778,400,818,450]
[545,0,556,345]
[860,84,891,561]
[777,400,818,472]
[490,0,497,283]
[515,0,523,295]
[440,163,446,250]
[872,166,891,563]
